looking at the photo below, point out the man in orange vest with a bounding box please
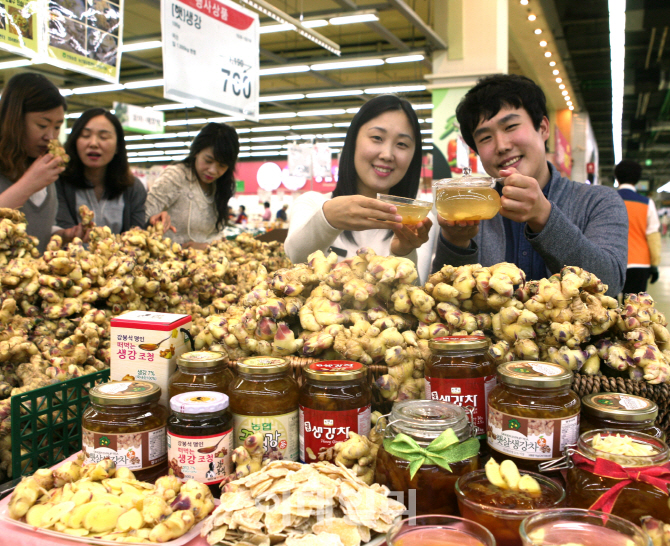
[616,160,661,294]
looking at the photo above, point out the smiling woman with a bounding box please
[54,108,155,243]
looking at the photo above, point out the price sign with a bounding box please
[161,0,259,121]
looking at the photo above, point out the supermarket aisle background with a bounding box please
[647,237,670,319]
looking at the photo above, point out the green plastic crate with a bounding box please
[11,369,110,478]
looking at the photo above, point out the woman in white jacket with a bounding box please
[284,95,435,281]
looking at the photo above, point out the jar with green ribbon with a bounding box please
[374,400,480,516]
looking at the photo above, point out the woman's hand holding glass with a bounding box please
[390,217,433,256]
[322,195,403,230]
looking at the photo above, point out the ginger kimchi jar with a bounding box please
[374,400,480,516]
[82,380,168,482]
[580,392,664,441]
[229,356,299,461]
[562,429,670,524]
[487,361,580,471]
[299,360,371,464]
[426,336,497,443]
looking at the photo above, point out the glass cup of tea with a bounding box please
[433,176,502,222]
[387,515,496,546]
[377,194,433,225]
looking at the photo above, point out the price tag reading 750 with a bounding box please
[221,68,252,98]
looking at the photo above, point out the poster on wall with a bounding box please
[46,0,123,82]
[0,0,40,56]
[161,0,259,121]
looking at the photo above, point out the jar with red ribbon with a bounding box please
[548,428,670,524]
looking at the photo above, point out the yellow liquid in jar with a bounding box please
[435,187,501,222]
[393,203,432,225]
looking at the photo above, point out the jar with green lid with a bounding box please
[580,392,664,441]
[229,356,299,461]
[168,350,234,401]
[82,380,168,482]
[299,360,371,464]
[167,391,233,497]
[487,361,580,471]
[374,400,480,516]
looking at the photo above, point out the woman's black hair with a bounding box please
[332,94,422,244]
[182,122,239,231]
[62,108,133,199]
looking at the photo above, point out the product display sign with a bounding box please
[0,0,40,56]
[47,0,123,82]
[162,0,259,121]
[114,102,165,134]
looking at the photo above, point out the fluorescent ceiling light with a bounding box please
[65,112,82,119]
[144,132,179,139]
[60,89,73,96]
[122,41,162,52]
[137,150,165,156]
[207,116,245,122]
[346,108,360,114]
[155,142,190,148]
[424,138,434,143]
[250,136,286,142]
[0,59,32,69]
[125,135,144,141]
[73,83,124,95]
[165,118,208,126]
[321,133,347,138]
[334,122,351,127]
[420,129,432,134]
[386,54,424,64]
[311,59,383,71]
[258,112,297,119]
[297,109,346,117]
[260,19,328,34]
[259,65,310,76]
[425,118,433,123]
[127,143,155,150]
[329,13,378,25]
[364,85,426,94]
[251,126,291,132]
[291,123,333,130]
[412,103,433,110]
[422,146,432,150]
[609,0,625,164]
[259,93,305,102]
[252,145,283,150]
[125,79,164,89]
[236,129,251,134]
[153,103,195,110]
[306,90,363,98]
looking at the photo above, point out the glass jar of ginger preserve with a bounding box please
[580,392,664,441]
[169,350,234,400]
[426,336,496,443]
[487,361,580,471]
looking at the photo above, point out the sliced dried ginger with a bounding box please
[592,433,657,457]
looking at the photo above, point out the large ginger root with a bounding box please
[219,432,265,487]
[48,139,69,164]
[8,468,53,518]
[333,431,379,485]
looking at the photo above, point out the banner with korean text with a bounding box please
[161,0,259,121]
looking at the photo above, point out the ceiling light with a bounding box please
[553,69,560,75]
[364,84,426,94]
[420,129,432,134]
[386,54,425,64]
[305,90,363,98]
[259,65,310,76]
[252,145,283,150]
[412,103,433,110]
[60,89,73,96]
[73,83,125,95]
[567,101,573,106]
[346,108,360,114]
[559,84,565,89]
[540,40,548,47]
[426,118,434,123]
[321,133,347,138]
[250,136,286,142]
[259,23,295,34]
[534,28,542,34]
[297,109,346,117]
[207,116,245,123]
[127,143,155,150]
[165,118,208,126]
[528,14,537,21]
[562,90,568,96]
[137,150,165,156]
[565,96,571,101]
[251,126,291,132]
[520,0,529,4]
[259,93,305,102]
[609,0,625,164]
[334,122,351,127]
[65,112,82,119]
[329,13,378,25]
[152,103,195,110]
[549,61,556,66]
[155,142,190,148]
[124,79,164,89]
[121,40,162,52]
[125,136,144,141]
[0,59,32,69]
[311,59,384,71]
[291,123,333,130]
[556,77,562,83]
[544,51,552,57]
[258,112,297,119]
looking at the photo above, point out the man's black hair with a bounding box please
[456,74,548,153]
[614,159,643,184]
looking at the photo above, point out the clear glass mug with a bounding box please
[433,173,502,222]
[377,194,433,225]
[387,515,496,546]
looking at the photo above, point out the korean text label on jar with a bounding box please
[169,350,234,401]
[487,361,580,470]
[426,336,496,441]
[229,356,299,461]
[299,360,371,463]
[374,400,480,516]
[565,429,670,524]
[167,391,233,495]
[82,380,168,481]
[580,392,664,441]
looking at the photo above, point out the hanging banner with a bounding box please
[0,0,40,56]
[114,102,165,134]
[161,0,259,121]
[46,0,124,82]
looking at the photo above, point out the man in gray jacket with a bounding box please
[432,74,628,296]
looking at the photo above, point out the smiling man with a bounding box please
[431,74,628,296]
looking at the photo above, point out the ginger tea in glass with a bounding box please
[377,194,433,225]
[433,176,501,222]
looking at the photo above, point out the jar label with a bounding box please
[167,429,233,484]
[232,411,299,461]
[487,407,580,459]
[299,405,371,463]
[82,426,167,470]
[425,374,496,438]
[592,393,652,411]
[310,361,363,372]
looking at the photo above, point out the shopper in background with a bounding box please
[276,204,288,221]
[284,94,435,282]
[55,108,157,243]
[262,201,271,221]
[432,74,628,296]
[235,205,247,224]
[145,122,239,249]
[0,73,67,253]
[615,159,661,294]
